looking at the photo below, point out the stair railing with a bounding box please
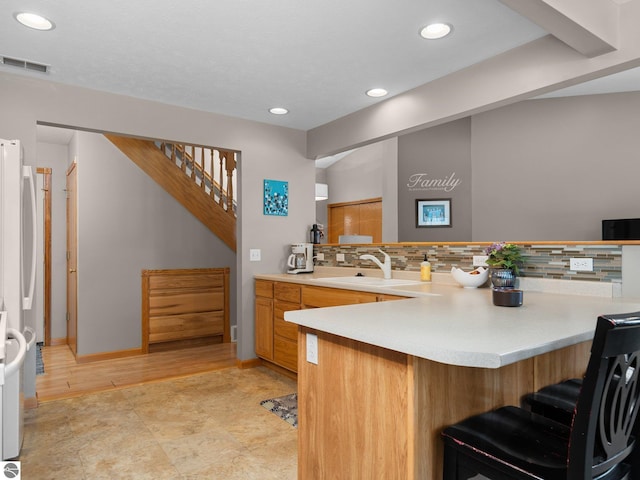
[157,142,237,216]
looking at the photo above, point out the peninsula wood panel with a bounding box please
[297,326,592,480]
[298,327,410,479]
[142,268,230,353]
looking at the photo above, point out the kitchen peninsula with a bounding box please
[280,276,640,479]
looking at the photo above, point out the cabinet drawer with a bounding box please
[274,336,298,372]
[302,285,378,308]
[255,279,274,298]
[275,282,301,303]
[274,302,299,342]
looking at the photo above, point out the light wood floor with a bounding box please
[36,342,238,403]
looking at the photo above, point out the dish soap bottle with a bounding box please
[420,254,431,282]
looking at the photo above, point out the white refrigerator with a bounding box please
[0,138,36,460]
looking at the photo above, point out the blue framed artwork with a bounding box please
[263,179,289,216]
[416,198,451,227]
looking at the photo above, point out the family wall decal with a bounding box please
[407,172,461,192]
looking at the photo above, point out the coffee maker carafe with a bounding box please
[287,243,314,274]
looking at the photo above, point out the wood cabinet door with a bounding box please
[255,296,274,360]
[328,198,382,243]
[359,201,382,241]
[343,204,360,236]
[328,205,345,243]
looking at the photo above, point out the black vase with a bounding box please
[490,268,516,289]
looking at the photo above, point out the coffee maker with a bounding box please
[287,243,314,274]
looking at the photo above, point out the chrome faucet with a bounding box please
[359,249,392,279]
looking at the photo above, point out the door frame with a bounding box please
[66,162,78,356]
[36,168,52,346]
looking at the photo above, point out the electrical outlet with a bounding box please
[473,255,489,267]
[306,333,318,364]
[316,252,325,261]
[570,257,593,271]
[249,249,261,261]
[336,253,345,262]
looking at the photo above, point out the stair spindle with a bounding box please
[201,148,206,191]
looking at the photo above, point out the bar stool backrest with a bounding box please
[570,312,640,478]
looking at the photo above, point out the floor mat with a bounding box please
[36,342,44,375]
[260,393,297,427]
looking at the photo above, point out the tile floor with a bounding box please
[19,366,298,479]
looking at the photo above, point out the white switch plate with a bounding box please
[570,257,593,271]
[473,255,489,267]
[306,333,318,364]
[336,253,345,262]
[249,249,261,261]
[316,252,325,261]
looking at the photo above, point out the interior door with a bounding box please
[328,198,382,243]
[66,163,78,355]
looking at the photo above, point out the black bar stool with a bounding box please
[441,312,640,480]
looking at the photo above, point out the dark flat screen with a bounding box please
[602,218,640,240]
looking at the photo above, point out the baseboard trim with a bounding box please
[75,348,144,364]
[50,337,68,346]
[236,357,262,369]
[255,359,298,380]
[25,396,38,410]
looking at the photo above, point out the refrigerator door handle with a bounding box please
[5,328,27,378]
[22,165,37,310]
[23,326,36,351]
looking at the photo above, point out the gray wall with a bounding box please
[315,169,328,242]
[472,93,640,240]
[395,93,640,242]
[321,137,398,242]
[72,131,236,355]
[0,72,311,366]
[398,118,472,241]
[35,142,69,340]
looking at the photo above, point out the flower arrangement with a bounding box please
[484,242,524,275]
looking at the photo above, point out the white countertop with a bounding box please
[256,269,640,369]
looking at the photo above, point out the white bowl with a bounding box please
[451,266,489,288]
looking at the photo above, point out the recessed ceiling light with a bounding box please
[366,88,388,98]
[14,12,55,31]
[269,107,288,115]
[420,23,451,40]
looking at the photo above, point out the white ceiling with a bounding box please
[3,0,639,134]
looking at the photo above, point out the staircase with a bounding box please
[104,134,237,251]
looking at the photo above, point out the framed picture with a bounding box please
[263,179,289,216]
[416,198,451,227]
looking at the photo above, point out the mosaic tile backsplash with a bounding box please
[314,243,622,283]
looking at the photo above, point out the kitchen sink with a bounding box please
[313,276,421,287]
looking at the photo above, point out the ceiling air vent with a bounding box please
[1,55,49,73]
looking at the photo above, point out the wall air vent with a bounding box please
[1,55,49,73]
